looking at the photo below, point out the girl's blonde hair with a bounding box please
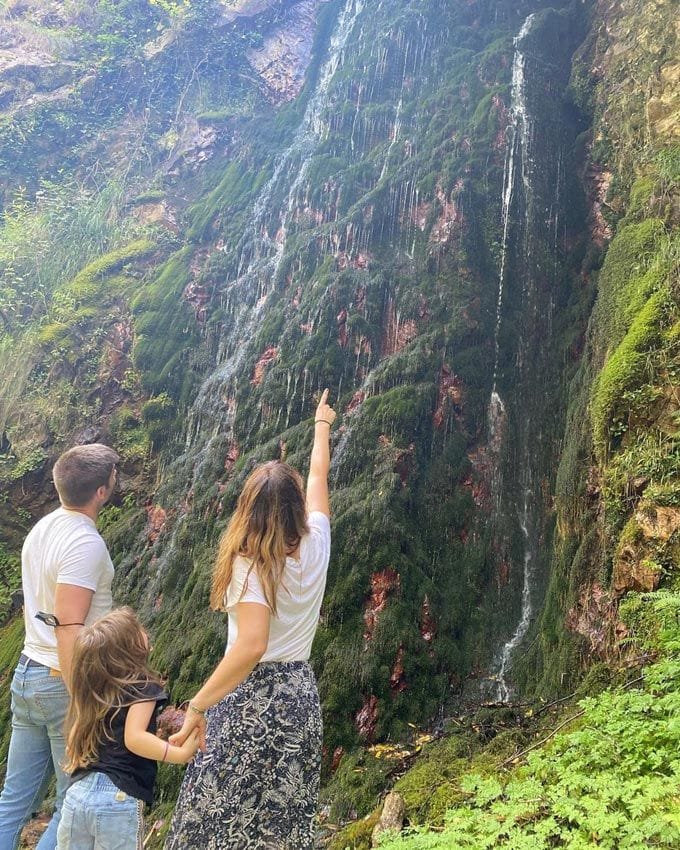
[211,460,309,614]
[64,607,163,773]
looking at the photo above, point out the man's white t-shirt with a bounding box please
[22,507,114,669]
[225,511,331,662]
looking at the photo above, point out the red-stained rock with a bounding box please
[461,296,481,330]
[390,645,407,694]
[145,504,167,544]
[565,582,616,657]
[461,446,493,512]
[345,390,365,415]
[331,746,344,773]
[363,567,401,641]
[337,308,348,348]
[183,279,209,324]
[356,694,379,740]
[251,346,279,386]
[612,550,662,596]
[637,506,680,541]
[336,251,373,271]
[224,442,240,472]
[245,0,320,105]
[433,365,463,429]
[585,159,613,247]
[393,442,415,486]
[381,299,418,356]
[100,320,133,384]
[497,559,511,589]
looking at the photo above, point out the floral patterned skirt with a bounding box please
[164,661,322,850]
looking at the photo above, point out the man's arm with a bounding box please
[54,583,93,688]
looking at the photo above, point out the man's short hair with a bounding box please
[52,444,120,508]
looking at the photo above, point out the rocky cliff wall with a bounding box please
[0,0,677,787]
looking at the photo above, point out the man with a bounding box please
[0,443,119,850]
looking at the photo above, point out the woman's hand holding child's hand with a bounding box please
[175,728,201,763]
[170,708,207,752]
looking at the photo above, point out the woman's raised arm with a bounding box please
[306,388,336,517]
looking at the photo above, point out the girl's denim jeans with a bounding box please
[56,773,143,850]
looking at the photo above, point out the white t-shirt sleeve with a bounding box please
[56,534,110,592]
[304,511,331,572]
[226,557,268,609]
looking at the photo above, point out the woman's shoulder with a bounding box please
[307,510,331,533]
[300,511,331,568]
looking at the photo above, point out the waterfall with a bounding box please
[495,489,533,702]
[487,13,538,702]
[183,0,366,452]
[379,96,403,180]
[490,13,535,396]
[127,1,372,600]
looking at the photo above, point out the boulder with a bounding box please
[371,791,405,847]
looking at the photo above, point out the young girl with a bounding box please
[57,607,199,850]
[164,389,336,849]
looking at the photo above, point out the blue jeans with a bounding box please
[56,773,143,850]
[0,660,70,850]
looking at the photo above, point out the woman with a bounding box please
[164,389,336,850]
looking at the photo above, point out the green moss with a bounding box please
[5,447,48,481]
[325,751,393,822]
[37,322,71,347]
[595,219,667,344]
[63,239,156,304]
[131,251,200,401]
[327,813,379,850]
[0,617,24,768]
[591,288,670,460]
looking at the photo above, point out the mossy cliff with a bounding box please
[520,0,679,697]
[0,0,678,841]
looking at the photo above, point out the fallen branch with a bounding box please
[499,709,586,768]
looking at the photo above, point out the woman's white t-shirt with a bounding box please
[225,511,331,662]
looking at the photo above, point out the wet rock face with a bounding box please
[565,582,616,658]
[247,0,321,104]
[356,693,378,741]
[363,568,401,642]
[251,346,279,385]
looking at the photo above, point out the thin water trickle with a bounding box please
[490,13,535,392]
[496,489,533,702]
[488,13,538,702]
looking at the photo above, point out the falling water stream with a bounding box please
[489,13,538,702]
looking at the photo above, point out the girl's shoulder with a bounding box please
[119,679,168,706]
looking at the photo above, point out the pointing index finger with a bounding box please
[320,388,329,404]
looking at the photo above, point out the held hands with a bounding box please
[314,388,336,429]
[170,706,207,752]
[175,728,201,763]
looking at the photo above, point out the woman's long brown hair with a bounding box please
[64,607,163,772]
[211,460,309,614]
